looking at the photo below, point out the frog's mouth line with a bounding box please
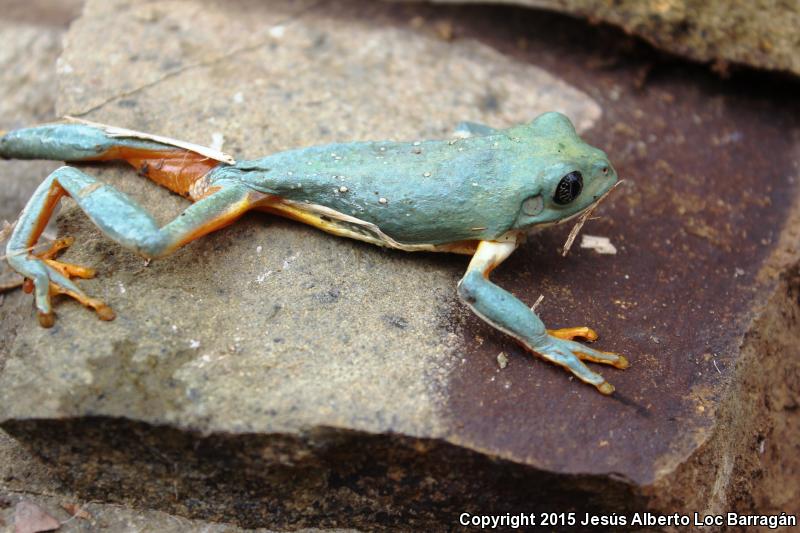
[560,179,623,257]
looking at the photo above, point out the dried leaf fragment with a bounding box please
[60,502,91,521]
[580,235,618,254]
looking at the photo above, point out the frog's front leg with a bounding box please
[6,166,266,327]
[456,240,628,395]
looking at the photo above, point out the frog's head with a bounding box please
[511,112,618,230]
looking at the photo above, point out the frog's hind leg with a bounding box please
[6,166,265,326]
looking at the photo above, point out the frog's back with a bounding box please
[214,135,527,245]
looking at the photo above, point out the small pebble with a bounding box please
[497,352,508,369]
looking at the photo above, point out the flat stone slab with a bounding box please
[2,0,799,529]
[394,0,800,76]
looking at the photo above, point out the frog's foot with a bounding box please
[12,252,113,327]
[525,335,629,395]
[36,235,74,259]
[547,326,598,342]
[29,236,96,280]
[41,258,96,280]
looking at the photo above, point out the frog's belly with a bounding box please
[256,197,479,255]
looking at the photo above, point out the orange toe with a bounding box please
[548,326,599,342]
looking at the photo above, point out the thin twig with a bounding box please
[561,180,623,257]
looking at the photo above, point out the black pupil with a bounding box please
[554,171,583,205]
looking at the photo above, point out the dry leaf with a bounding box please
[580,235,618,254]
[0,220,15,243]
[60,502,92,520]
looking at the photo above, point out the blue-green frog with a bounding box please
[0,111,628,394]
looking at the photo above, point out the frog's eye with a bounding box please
[553,171,583,205]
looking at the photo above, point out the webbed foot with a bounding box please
[12,236,114,327]
[525,335,628,395]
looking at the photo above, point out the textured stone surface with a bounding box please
[0,492,353,533]
[2,0,800,530]
[0,22,64,225]
[396,0,800,76]
[0,2,81,510]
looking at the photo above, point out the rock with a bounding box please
[0,492,353,533]
[0,7,84,518]
[13,501,60,533]
[0,20,69,294]
[2,0,799,530]
[0,22,65,222]
[394,0,800,76]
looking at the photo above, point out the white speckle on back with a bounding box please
[233,91,244,104]
[379,197,388,204]
[269,25,285,38]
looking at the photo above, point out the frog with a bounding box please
[0,111,628,394]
